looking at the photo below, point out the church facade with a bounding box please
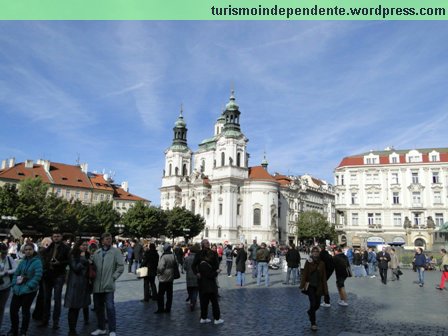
[160,92,335,244]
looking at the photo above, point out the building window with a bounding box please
[219,203,223,215]
[367,192,380,204]
[392,192,400,205]
[391,156,398,164]
[100,194,104,201]
[350,174,357,184]
[434,191,442,204]
[413,213,421,226]
[435,213,444,226]
[352,213,359,226]
[183,164,188,176]
[205,227,209,237]
[75,191,80,199]
[340,193,345,204]
[84,192,88,201]
[218,227,222,238]
[237,204,241,215]
[391,172,399,184]
[206,208,210,216]
[351,193,358,205]
[56,188,62,197]
[366,173,379,184]
[340,175,345,185]
[253,208,261,225]
[221,152,225,166]
[66,190,71,199]
[237,153,241,167]
[431,154,439,162]
[411,172,419,184]
[169,164,172,176]
[367,213,374,225]
[393,213,402,227]
[175,167,179,176]
[375,213,382,225]
[412,192,421,205]
[432,172,440,184]
[200,160,205,173]
[219,186,223,194]
[191,200,195,213]
[93,194,98,201]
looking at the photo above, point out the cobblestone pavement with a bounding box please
[2,262,448,336]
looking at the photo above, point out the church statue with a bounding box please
[403,216,412,229]
[427,216,435,229]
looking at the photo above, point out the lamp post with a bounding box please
[114,223,125,235]
[183,228,191,244]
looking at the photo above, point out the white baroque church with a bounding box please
[160,91,335,244]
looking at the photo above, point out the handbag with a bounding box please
[136,267,148,278]
[396,269,403,276]
[172,255,181,279]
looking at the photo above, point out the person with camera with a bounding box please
[8,242,43,336]
[39,231,70,330]
[0,243,16,333]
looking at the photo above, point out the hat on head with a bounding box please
[163,243,172,252]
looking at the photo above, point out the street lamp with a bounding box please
[183,228,191,243]
[114,223,125,235]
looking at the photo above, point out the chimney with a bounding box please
[1,160,6,170]
[121,181,129,192]
[43,160,50,173]
[80,163,88,174]
[8,157,15,168]
[25,160,34,169]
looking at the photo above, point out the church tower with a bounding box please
[160,106,192,210]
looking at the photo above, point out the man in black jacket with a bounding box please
[39,231,70,330]
[376,247,391,285]
[284,243,301,285]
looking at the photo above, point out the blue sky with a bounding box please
[1,21,447,205]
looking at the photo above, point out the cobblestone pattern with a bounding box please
[1,264,447,336]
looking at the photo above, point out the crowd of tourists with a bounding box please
[0,234,447,335]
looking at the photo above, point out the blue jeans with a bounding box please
[43,275,65,324]
[285,267,299,284]
[94,292,116,332]
[417,267,425,284]
[368,262,375,275]
[257,262,269,286]
[251,261,258,278]
[236,271,245,286]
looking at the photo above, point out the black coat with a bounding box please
[235,249,247,273]
[141,249,159,277]
[41,242,70,278]
[376,251,391,269]
[64,255,91,309]
[286,248,301,268]
[319,250,335,278]
[333,253,349,279]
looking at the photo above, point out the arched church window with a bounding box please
[205,227,209,237]
[254,208,261,225]
[218,226,222,238]
[221,152,225,166]
[169,164,172,176]
[237,153,241,167]
[183,164,187,176]
[175,167,179,176]
[191,199,195,213]
[230,115,234,122]
[201,160,205,173]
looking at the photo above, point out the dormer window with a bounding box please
[429,150,440,162]
[406,150,422,163]
[364,153,379,165]
[389,152,400,164]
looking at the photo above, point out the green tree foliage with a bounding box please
[121,202,167,237]
[89,201,120,234]
[15,177,49,234]
[0,183,20,217]
[296,210,336,243]
[166,207,205,241]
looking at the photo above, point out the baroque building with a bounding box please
[160,91,335,244]
[334,147,448,250]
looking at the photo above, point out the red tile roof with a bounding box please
[248,166,278,182]
[112,185,148,202]
[274,174,291,186]
[89,174,114,192]
[50,163,92,189]
[337,148,448,168]
[0,163,52,184]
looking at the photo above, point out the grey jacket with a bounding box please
[64,255,91,308]
[92,247,124,293]
[157,252,177,283]
[183,253,198,287]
